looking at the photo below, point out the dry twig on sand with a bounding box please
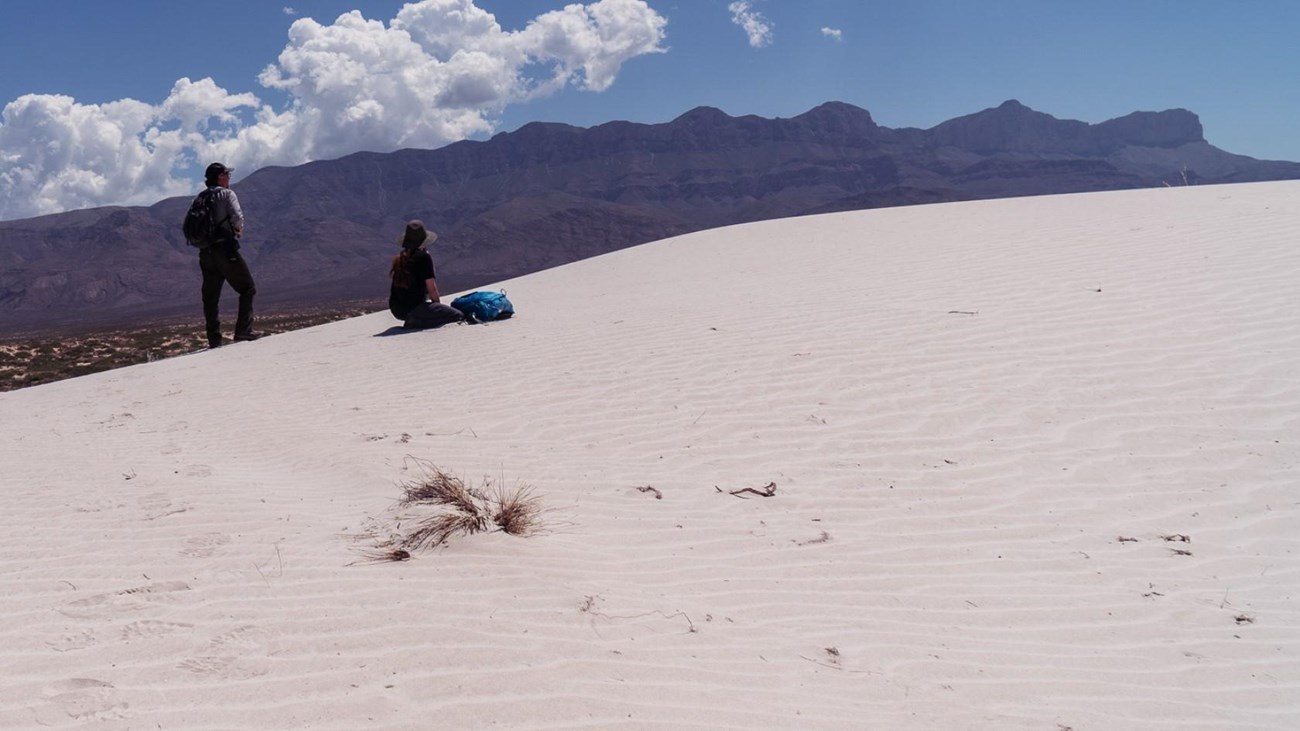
[347,548,412,565]
[716,482,777,499]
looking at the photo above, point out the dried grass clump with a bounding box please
[492,484,544,536]
[404,510,488,551]
[377,462,545,556]
[400,466,482,516]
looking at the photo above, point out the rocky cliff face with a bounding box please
[925,100,1204,155]
[1,100,1296,332]
[1095,108,1204,150]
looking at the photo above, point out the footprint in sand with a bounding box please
[179,532,230,558]
[178,656,237,675]
[121,619,195,642]
[178,625,271,679]
[45,629,97,653]
[98,413,135,429]
[59,581,191,620]
[74,499,122,514]
[207,625,268,654]
[138,492,171,511]
[182,464,214,478]
[37,678,124,722]
[139,492,190,520]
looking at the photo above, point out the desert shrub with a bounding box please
[492,484,544,535]
[362,462,545,559]
[400,466,482,516]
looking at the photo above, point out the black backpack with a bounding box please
[181,188,229,248]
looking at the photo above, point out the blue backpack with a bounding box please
[451,290,514,324]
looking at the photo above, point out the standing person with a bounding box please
[389,220,463,329]
[198,162,259,347]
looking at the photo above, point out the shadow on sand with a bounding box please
[374,322,470,337]
[373,326,422,337]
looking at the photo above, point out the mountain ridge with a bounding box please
[2,99,1298,332]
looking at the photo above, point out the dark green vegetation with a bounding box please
[0,300,380,392]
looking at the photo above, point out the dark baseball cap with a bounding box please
[204,162,234,181]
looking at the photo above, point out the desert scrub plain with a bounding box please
[0,300,380,392]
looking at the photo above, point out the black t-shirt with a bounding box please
[389,249,436,318]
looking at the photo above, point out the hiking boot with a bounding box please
[234,331,262,342]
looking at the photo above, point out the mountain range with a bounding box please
[2,99,1298,333]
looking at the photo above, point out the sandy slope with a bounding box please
[1,182,1297,729]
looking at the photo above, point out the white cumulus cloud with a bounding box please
[728,1,772,48]
[0,0,667,221]
[821,27,842,42]
[0,94,192,218]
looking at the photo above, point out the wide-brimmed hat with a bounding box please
[399,220,437,249]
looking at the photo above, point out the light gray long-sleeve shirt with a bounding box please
[206,185,244,237]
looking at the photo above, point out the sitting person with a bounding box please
[388,220,464,329]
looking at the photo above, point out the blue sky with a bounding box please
[1,0,1297,220]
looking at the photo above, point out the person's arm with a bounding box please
[225,189,245,237]
[419,252,440,302]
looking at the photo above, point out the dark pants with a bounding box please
[199,245,256,345]
[399,302,464,329]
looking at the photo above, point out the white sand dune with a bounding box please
[1,181,1298,729]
